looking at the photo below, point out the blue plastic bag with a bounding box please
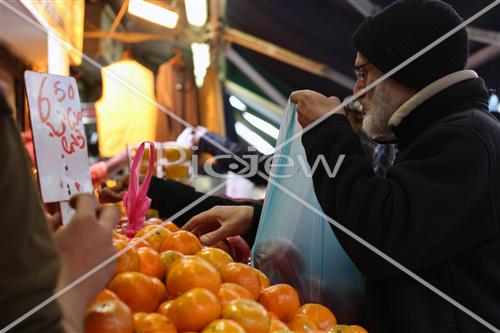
[252,102,365,323]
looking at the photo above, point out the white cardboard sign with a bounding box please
[25,71,93,203]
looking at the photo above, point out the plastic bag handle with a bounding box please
[124,141,155,237]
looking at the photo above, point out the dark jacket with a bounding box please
[301,73,500,332]
[0,96,63,332]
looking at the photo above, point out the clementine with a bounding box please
[269,318,289,332]
[164,221,180,232]
[221,282,253,300]
[130,238,152,249]
[286,314,318,332]
[196,247,234,271]
[221,299,270,333]
[217,287,241,307]
[259,284,301,322]
[133,312,177,333]
[159,250,184,273]
[138,247,165,279]
[202,319,246,333]
[84,299,133,333]
[88,289,119,308]
[254,268,271,289]
[160,230,203,255]
[135,225,172,252]
[151,276,168,302]
[219,263,261,300]
[166,255,221,297]
[157,300,174,317]
[143,218,164,226]
[327,325,358,333]
[113,239,141,275]
[108,272,162,312]
[296,303,337,329]
[168,288,221,332]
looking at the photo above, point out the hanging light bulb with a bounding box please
[128,0,178,29]
[184,0,207,27]
[191,43,210,87]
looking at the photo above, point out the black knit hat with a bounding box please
[351,0,469,90]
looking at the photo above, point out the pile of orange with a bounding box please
[84,218,368,333]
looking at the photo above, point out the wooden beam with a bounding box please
[468,27,500,46]
[226,48,287,107]
[223,27,354,90]
[345,0,380,17]
[466,45,500,69]
[84,30,203,44]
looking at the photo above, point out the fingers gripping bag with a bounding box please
[251,102,365,323]
[124,141,155,238]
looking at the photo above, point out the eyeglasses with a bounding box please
[353,63,370,84]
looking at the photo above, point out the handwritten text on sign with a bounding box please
[25,71,92,203]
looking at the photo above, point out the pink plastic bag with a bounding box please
[123,142,155,237]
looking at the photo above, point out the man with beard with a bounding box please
[183,1,500,332]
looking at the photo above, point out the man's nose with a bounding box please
[353,79,364,95]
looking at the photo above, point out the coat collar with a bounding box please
[384,70,489,148]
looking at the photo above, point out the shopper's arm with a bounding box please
[302,114,495,278]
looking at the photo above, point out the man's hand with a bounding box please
[182,206,254,246]
[54,194,120,332]
[290,90,345,128]
[97,175,130,203]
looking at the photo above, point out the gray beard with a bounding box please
[362,82,408,140]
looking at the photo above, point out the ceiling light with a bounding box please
[128,0,178,29]
[191,43,210,87]
[184,0,207,27]
[229,95,247,111]
[242,112,279,139]
[235,121,275,155]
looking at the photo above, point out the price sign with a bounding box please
[25,71,92,203]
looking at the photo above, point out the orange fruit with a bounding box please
[268,311,279,320]
[296,304,337,330]
[202,319,246,333]
[160,250,184,273]
[168,288,221,332]
[254,268,270,289]
[286,314,318,332]
[196,247,234,271]
[151,277,168,303]
[222,299,270,333]
[113,231,129,242]
[130,238,151,249]
[269,318,289,332]
[160,230,203,255]
[259,284,301,322]
[135,225,172,252]
[138,247,165,279]
[144,218,164,226]
[166,255,221,297]
[221,282,253,299]
[84,299,134,333]
[217,286,241,307]
[88,289,119,308]
[108,272,162,312]
[327,325,358,333]
[164,221,180,232]
[133,312,177,333]
[349,325,368,333]
[157,300,174,317]
[113,239,141,275]
[133,312,148,323]
[219,263,261,300]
